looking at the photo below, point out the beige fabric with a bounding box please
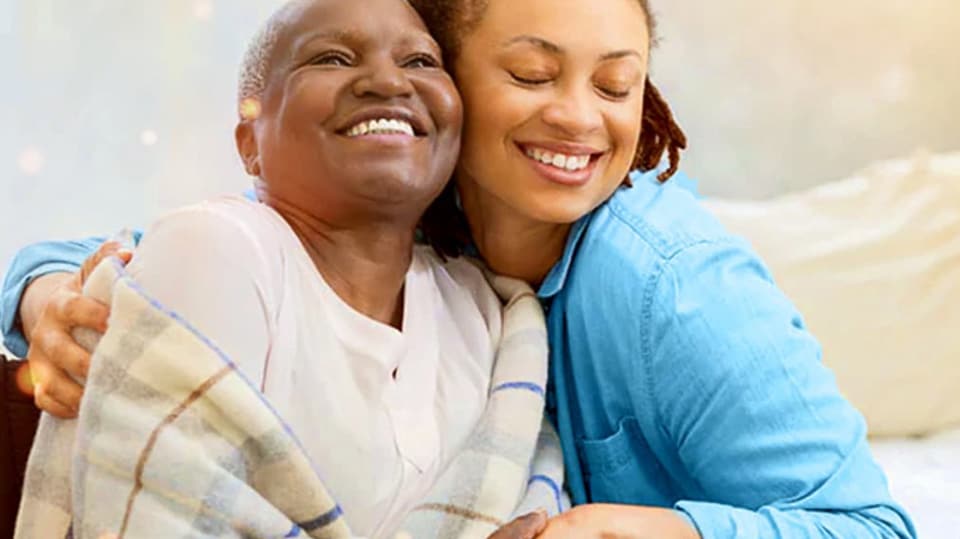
[706,151,960,438]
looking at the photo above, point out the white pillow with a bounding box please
[705,151,960,438]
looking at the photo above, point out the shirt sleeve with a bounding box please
[644,239,915,539]
[0,189,256,358]
[1,233,143,357]
[125,206,273,386]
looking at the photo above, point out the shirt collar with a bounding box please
[537,214,592,300]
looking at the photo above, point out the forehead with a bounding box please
[475,0,649,54]
[278,0,429,46]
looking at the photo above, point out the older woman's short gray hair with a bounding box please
[237,1,312,111]
[237,24,280,107]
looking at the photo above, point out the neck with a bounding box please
[259,187,416,329]
[458,179,570,288]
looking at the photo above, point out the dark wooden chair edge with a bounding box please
[1,354,40,539]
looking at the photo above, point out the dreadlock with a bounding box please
[635,77,688,184]
[410,0,688,257]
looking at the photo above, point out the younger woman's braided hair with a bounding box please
[411,0,687,257]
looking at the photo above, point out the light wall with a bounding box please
[652,0,960,197]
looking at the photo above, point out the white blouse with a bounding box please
[126,196,502,538]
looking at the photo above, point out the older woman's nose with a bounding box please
[352,60,414,99]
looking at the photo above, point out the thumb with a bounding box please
[490,510,548,539]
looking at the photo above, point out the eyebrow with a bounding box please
[599,49,644,62]
[295,28,362,48]
[503,35,563,54]
[502,35,644,62]
[293,28,440,56]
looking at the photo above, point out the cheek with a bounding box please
[461,85,540,156]
[421,78,464,136]
[610,104,643,161]
[279,74,339,127]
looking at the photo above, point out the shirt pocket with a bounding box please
[576,416,675,506]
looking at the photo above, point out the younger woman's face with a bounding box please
[453,0,650,225]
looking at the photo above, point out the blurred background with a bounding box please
[2,0,959,268]
[1,0,959,535]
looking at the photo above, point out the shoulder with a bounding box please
[125,196,280,378]
[587,171,735,261]
[140,196,284,257]
[569,172,763,297]
[130,196,287,314]
[563,173,786,353]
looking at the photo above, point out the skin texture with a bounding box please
[453,0,649,285]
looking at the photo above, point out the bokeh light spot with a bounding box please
[18,147,45,176]
[15,361,35,397]
[140,129,159,147]
[240,98,262,121]
[193,1,214,21]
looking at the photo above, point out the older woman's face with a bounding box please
[453,0,649,225]
[246,0,462,222]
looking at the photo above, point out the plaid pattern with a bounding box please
[16,259,564,538]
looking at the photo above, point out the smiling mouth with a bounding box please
[517,143,605,173]
[343,117,418,138]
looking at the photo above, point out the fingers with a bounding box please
[37,363,85,406]
[488,510,548,539]
[33,324,94,379]
[79,240,133,285]
[115,249,133,265]
[32,362,80,419]
[34,389,78,419]
[59,293,110,334]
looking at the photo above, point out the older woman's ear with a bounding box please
[235,121,262,177]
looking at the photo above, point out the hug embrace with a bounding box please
[2,0,915,538]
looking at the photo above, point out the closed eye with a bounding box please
[509,72,552,86]
[598,87,631,99]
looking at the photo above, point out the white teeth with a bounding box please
[524,147,591,172]
[346,118,415,137]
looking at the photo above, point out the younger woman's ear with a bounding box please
[235,121,262,177]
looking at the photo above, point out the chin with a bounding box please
[514,192,603,225]
[353,164,444,200]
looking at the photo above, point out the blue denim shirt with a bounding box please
[538,171,913,538]
[2,177,914,538]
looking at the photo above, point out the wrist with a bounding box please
[19,272,73,341]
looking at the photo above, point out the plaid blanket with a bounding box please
[16,257,565,538]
